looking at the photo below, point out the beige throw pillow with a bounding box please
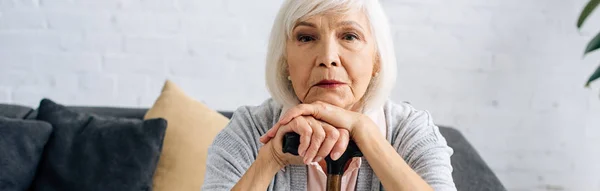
[144,80,229,190]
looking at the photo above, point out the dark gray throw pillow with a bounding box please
[30,99,167,191]
[0,116,52,191]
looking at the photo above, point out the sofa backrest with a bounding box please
[0,104,234,120]
[0,104,34,119]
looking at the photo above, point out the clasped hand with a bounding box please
[259,101,368,166]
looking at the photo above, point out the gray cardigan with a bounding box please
[202,99,457,191]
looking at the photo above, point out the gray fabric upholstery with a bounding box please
[0,104,34,119]
[29,99,167,191]
[0,116,53,191]
[0,104,232,120]
[25,106,148,120]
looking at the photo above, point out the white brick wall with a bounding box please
[1,0,600,190]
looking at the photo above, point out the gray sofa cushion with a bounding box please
[0,116,53,191]
[439,127,506,191]
[29,99,168,191]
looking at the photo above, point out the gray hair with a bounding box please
[265,0,397,113]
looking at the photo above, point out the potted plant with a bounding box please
[578,0,600,89]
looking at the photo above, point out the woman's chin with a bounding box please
[303,94,352,109]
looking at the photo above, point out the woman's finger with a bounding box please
[272,116,313,158]
[259,123,281,143]
[267,123,280,137]
[314,121,340,162]
[278,104,318,125]
[259,135,271,144]
[278,102,360,131]
[268,101,352,143]
[260,116,295,143]
[302,116,326,164]
[267,114,303,137]
[330,129,350,161]
[288,117,313,157]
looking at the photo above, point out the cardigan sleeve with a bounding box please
[392,106,457,191]
[201,106,272,191]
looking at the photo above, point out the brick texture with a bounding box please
[1,0,600,190]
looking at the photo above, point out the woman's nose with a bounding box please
[316,38,341,68]
[319,62,338,67]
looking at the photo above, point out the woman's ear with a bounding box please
[285,63,290,77]
[284,63,292,82]
[372,54,381,77]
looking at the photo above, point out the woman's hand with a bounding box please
[260,101,370,159]
[262,115,350,165]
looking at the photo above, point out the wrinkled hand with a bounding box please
[260,101,365,161]
[263,115,350,165]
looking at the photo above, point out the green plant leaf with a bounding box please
[586,64,600,87]
[578,0,600,28]
[585,31,600,54]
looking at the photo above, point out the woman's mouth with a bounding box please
[315,80,346,88]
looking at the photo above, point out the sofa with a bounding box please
[0,102,506,191]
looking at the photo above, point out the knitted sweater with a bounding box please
[202,99,457,191]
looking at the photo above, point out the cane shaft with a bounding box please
[327,174,342,191]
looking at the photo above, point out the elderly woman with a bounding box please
[202,0,456,190]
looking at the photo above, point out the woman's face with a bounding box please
[286,10,377,111]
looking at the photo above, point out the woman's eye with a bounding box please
[342,33,359,41]
[297,35,315,42]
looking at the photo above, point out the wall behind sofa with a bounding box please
[1,0,599,190]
